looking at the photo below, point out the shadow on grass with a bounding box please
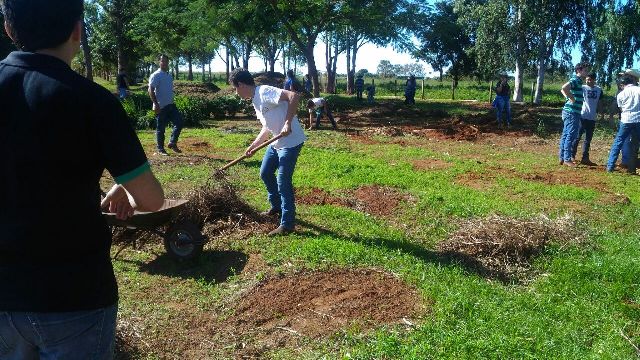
[295,219,515,283]
[138,250,248,283]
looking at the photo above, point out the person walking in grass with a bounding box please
[618,69,640,169]
[229,68,306,236]
[606,74,640,174]
[149,54,184,156]
[559,62,589,167]
[117,67,130,100]
[0,0,165,358]
[355,73,365,100]
[366,82,376,104]
[571,73,602,166]
[493,73,512,128]
[404,74,417,105]
[307,97,338,130]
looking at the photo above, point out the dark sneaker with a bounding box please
[157,149,169,156]
[268,225,294,237]
[260,208,281,217]
[559,159,564,165]
[580,159,597,166]
[167,143,182,153]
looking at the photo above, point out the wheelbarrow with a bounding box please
[103,199,207,260]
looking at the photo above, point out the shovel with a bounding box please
[217,133,285,173]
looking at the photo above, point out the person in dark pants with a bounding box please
[306,97,337,130]
[571,73,602,166]
[355,73,365,100]
[606,74,640,173]
[0,1,165,358]
[116,68,129,100]
[149,54,184,155]
[492,73,512,127]
[404,74,417,105]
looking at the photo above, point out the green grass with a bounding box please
[111,98,640,359]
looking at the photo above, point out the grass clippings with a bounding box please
[437,214,585,282]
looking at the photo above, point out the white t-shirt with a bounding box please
[308,97,325,112]
[617,85,640,124]
[148,69,174,109]
[252,85,306,149]
[581,85,601,121]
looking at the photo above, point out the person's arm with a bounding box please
[148,86,160,114]
[102,170,164,218]
[561,81,574,102]
[277,89,300,136]
[245,126,271,157]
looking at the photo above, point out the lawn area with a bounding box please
[109,96,640,359]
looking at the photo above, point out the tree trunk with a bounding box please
[346,32,353,95]
[533,38,547,104]
[439,69,443,82]
[225,46,230,83]
[512,2,525,102]
[186,53,193,81]
[304,44,320,97]
[81,19,93,81]
[201,59,206,82]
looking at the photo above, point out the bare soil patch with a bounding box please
[437,215,583,282]
[297,185,412,218]
[217,268,424,358]
[412,159,452,171]
[174,82,221,100]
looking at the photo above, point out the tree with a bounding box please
[415,2,473,88]
[377,60,395,77]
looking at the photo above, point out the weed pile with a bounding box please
[437,214,584,281]
[178,176,267,239]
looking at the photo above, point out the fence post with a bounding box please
[451,78,455,100]
[489,80,493,103]
[421,79,425,100]
[530,81,535,104]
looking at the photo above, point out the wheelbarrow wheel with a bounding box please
[163,221,204,260]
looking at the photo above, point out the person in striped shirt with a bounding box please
[559,63,590,167]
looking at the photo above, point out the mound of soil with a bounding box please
[297,185,411,218]
[253,72,285,88]
[437,215,583,282]
[174,82,221,100]
[219,268,423,357]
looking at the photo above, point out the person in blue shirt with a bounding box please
[284,69,295,91]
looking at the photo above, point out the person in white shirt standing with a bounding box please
[149,54,184,155]
[229,68,306,236]
[606,74,640,173]
[571,73,602,166]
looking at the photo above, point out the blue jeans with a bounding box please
[118,88,127,100]
[156,103,184,150]
[621,136,633,165]
[571,118,596,161]
[493,95,511,125]
[0,304,117,360]
[559,110,581,162]
[607,122,640,171]
[260,143,303,229]
[314,106,337,129]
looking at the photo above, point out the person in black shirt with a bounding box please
[493,73,512,127]
[117,68,129,100]
[0,0,164,358]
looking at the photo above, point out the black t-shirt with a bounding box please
[0,52,149,312]
[496,81,510,96]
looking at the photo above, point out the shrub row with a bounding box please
[120,92,253,130]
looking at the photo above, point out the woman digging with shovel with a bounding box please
[229,68,306,236]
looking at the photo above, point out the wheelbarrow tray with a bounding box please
[103,199,188,229]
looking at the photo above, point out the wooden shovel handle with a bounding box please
[218,133,286,172]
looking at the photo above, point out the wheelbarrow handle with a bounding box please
[218,133,285,172]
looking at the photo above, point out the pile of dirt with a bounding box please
[218,268,423,357]
[297,185,411,218]
[174,82,221,100]
[437,214,583,282]
[252,71,285,88]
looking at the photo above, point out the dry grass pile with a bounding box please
[178,177,266,239]
[437,214,584,281]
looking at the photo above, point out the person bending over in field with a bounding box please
[229,68,306,236]
[306,97,338,130]
[0,0,165,358]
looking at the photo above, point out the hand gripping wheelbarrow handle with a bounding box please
[218,133,286,172]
